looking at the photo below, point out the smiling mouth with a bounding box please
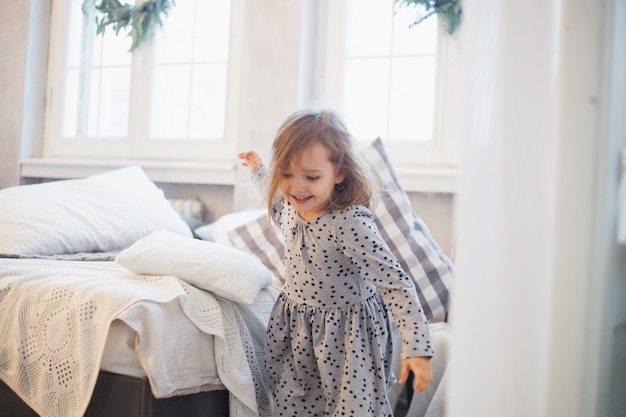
[291,194,312,203]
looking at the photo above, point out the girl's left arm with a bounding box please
[337,206,433,359]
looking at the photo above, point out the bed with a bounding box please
[0,166,277,417]
[0,138,455,417]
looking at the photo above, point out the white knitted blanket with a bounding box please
[0,258,274,417]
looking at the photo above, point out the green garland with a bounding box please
[395,0,462,35]
[82,0,458,54]
[83,0,175,52]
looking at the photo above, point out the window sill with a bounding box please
[397,167,458,193]
[20,159,458,193]
[20,158,236,185]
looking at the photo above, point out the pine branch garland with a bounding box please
[83,0,175,52]
[395,0,462,35]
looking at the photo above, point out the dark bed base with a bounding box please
[0,371,229,417]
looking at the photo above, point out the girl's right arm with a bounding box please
[238,151,263,170]
[238,149,270,195]
[237,151,282,226]
[239,150,269,194]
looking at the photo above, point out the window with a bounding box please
[44,0,242,163]
[37,0,458,191]
[320,0,459,169]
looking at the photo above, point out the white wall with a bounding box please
[0,1,32,188]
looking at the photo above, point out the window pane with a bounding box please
[388,57,435,141]
[63,67,130,138]
[100,30,133,66]
[151,65,192,139]
[63,69,99,137]
[341,0,438,143]
[392,5,437,56]
[194,0,231,62]
[155,1,195,63]
[342,58,389,139]
[151,63,228,140]
[152,0,231,140]
[67,0,99,67]
[345,0,392,57]
[98,68,131,136]
[64,0,131,138]
[68,0,133,66]
[189,64,228,139]
[155,0,231,63]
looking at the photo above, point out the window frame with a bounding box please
[43,0,244,164]
[319,0,460,170]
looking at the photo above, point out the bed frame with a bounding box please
[0,371,229,417]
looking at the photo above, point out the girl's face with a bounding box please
[279,143,344,221]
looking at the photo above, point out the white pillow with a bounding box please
[194,209,265,243]
[115,230,273,304]
[0,166,191,256]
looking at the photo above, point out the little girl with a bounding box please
[239,109,432,416]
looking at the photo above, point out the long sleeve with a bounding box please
[250,164,285,227]
[251,165,269,195]
[336,206,432,358]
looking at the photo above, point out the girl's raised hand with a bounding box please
[238,151,263,171]
[399,356,433,394]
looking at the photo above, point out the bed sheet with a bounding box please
[101,312,225,394]
[100,319,146,379]
[0,258,275,417]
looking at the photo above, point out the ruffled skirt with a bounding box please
[264,292,396,417]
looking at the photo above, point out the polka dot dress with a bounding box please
[265,203,432,417]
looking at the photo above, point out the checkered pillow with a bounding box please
[227,138,454,320]
[364,138,454,320]
[227,213,285,280]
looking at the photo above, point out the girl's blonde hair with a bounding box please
[266,109,380,217]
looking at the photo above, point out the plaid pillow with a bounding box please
[228,213,285,281]
[364,138,454,320]
[227,138,454,320]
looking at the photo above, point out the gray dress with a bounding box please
[264,200,432,417]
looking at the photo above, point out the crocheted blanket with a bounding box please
[0,258,274,417]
